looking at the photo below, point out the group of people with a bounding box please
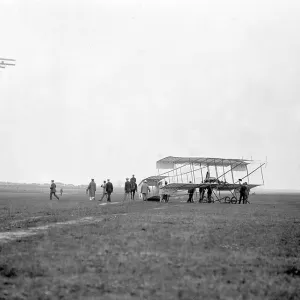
[86,175,138,203]
[123,175,138,202]
[186,180,250,204]
[86,178,114,202]
[50,176,250,205]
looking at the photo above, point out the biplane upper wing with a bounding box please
[156,156,252,171]
[138,175,168,187]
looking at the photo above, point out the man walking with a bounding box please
[106,179,113,202]
[50,180,59,200]
[60,188,63,196]
[99,180,107,201]
[140,180,150,201]
[86,179,96,201]
[123,178,131,203]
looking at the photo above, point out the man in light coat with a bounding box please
[140,180,151,201]
[86,179,96,201]
[99,180,107,202]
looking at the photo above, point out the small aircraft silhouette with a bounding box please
[0,58,16,69]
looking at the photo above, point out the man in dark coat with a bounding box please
[106,179,113,202]
[238,182,248,204]
[199,185,205,203]
[130,175,136,185]
[123,178,131,202]
[207,185,213,203]
[187,182,195,203]
[131,181,137,200]
[50,180,59,200]
[86,179,96,201]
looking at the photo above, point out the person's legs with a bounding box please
[208,193,211,203]
[50,191,53,200]
[107,192,111,202]
[187,193,191,203]
[238,193,243,204]
[242,194,246,204]
[132,190,135,200]
[54,192,59,200]
[142,193,147,201]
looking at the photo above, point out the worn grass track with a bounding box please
[0,192,299,299]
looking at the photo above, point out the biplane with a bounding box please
[139,156,265,203]
[0,58,16,69]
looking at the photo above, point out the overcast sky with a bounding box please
[1,0,299,189]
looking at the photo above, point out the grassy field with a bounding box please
[0,191,299,300]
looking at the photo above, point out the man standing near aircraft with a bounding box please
[140,180,150,201]
[199,185,205,203]
[106,179,113,202]
[238,182,248,204]
[187,182,195,203]
[50,180,59,200]
[207,185,213,203]
[86,179,96,201]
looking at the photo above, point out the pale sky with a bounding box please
[1,0,300,189]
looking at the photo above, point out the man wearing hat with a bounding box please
[50,180,59,200]
[105,179,113,202]
[130,175,136,185]
[123,178,131,203]
[140,180,151,201]
[86,179,96,201]
[238,182,248,204]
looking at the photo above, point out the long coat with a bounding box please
[87,181,96,197]
[141,183,150,194]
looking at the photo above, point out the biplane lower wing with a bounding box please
[161,183,260,191]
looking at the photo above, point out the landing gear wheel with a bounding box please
[231,197,237,204]
[224,196,231,204]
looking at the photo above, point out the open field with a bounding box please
[0,191,299,300]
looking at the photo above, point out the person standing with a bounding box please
[106,179,113,202]
[99,180,107,201]
[244,182,250,203]
[123,178,131,202]
[86,179,96,201]
[199,185,205,203]
[60,188,63,196]
[140,180,150,201]
[130,175,136,185]
[50,180,59,200]
[131,181,137,200]
[207,185,213,203]
[187,182,195,203]
[238,182,247,204]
